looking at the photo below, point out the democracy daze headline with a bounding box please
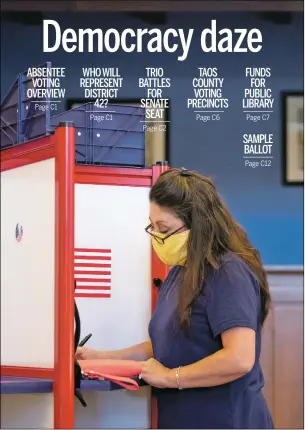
[43,20,263,61]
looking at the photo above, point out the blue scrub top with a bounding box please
[149,253,274,429]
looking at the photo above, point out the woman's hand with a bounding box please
[140,358,173,389]
[75,346,100,360]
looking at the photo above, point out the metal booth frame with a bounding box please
[0,122,168,429]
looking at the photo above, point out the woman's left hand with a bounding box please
[140,358,172,388]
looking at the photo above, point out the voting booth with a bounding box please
[0,65,168,429]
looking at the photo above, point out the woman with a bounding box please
[76,168,274,429]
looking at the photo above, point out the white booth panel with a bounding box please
[74,183,151,349]
[74,183,152,429]
[75,386,151,429]
[1,394,54,428]
[1,159,55,367]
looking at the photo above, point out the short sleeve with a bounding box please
[206,260,259,338]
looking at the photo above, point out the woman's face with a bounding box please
[149,202,185,235]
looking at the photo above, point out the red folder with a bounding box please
[78,359,142,391]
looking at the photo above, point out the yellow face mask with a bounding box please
[151,230,190,266]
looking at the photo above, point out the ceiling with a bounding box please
[1,0,303,12]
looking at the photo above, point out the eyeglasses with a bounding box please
[145,224,185,244]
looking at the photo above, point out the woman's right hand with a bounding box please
[75,346,100,360]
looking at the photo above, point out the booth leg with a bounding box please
[151,162,169,429]
[54,123,75,428]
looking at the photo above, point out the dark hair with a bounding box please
[149,168,271,330]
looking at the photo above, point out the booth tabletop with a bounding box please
[1,376,53,394]
[1,376,126,395]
